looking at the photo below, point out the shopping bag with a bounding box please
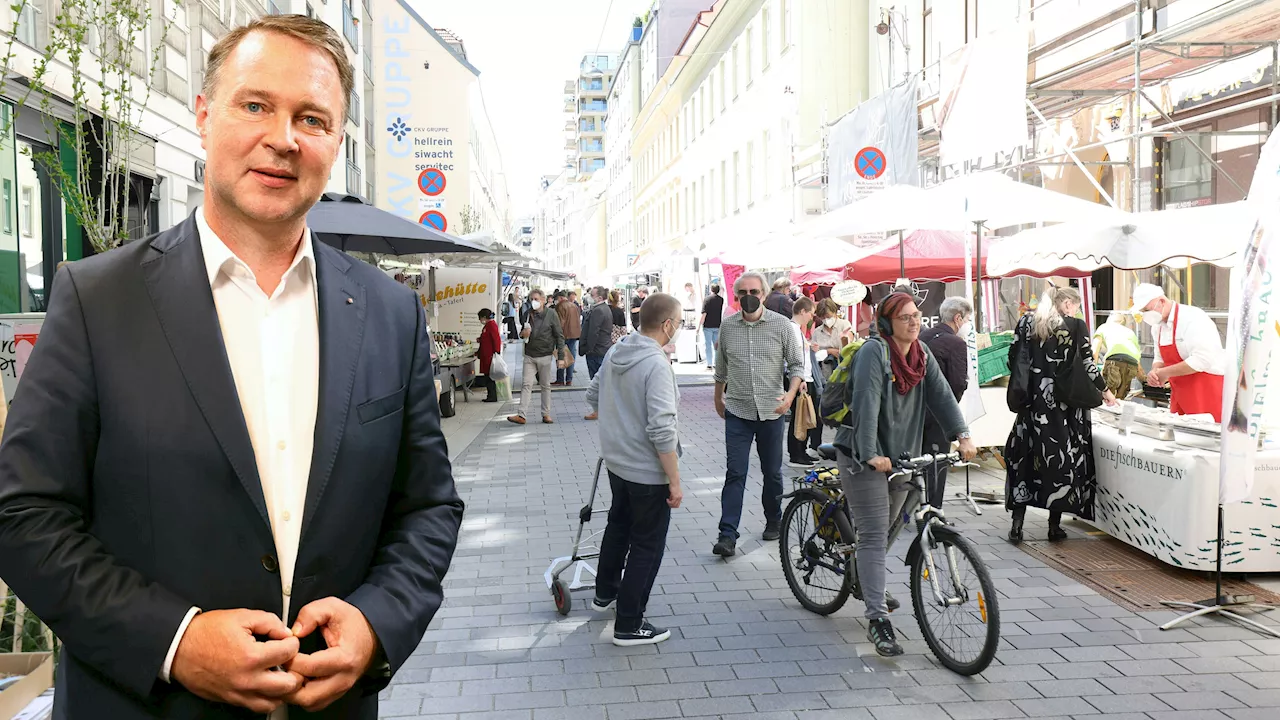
[794,391,818,440]
[489,353,509,380]
[495,378,512,401]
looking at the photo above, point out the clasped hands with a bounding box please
[170,597,378,714]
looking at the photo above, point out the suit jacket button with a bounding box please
[261,554,279,573]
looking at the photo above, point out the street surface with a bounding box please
[383,349,1280,720]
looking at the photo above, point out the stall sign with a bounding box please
[430,267,496,338]
[0,318,43,403]
[829,280,867,306]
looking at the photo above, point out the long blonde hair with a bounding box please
[1031,286,1081,342]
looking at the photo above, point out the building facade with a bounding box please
[566,53,617,179]
[604,30,642,275]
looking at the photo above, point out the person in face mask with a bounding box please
[810,299,854,381]
[711,272,805,557]
[1130,283,1226,421]
[920,296,973,509]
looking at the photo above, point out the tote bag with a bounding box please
[488,353,509,381]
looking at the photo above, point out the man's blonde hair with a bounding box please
[203,15,354,117]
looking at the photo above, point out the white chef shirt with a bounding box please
[1157,303,1226,376]
[159,207,321,711]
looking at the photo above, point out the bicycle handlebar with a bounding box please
[886,452,965,482]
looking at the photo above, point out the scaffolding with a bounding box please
[914,0,1280,216]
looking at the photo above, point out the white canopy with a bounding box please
[808,172,1124,238]
[986,201,1253,276]
[713,230,892,269]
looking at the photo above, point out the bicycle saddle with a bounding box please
[816,444,839,462]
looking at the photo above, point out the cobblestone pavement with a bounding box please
[382,384,1280,720]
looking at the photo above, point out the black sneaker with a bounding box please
[762,520,781,542]
[868,618,904,656]
[886,591,900,612]
[591,596,615,612]
[612,620,671,647]
[712,535,737,557]
[786,457,816,469]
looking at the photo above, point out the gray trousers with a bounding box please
[837,452,910,621]
[519,354,555,418]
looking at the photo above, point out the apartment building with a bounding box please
[605,27,643,274]
[0,0,376,313]
[566,53,617,179]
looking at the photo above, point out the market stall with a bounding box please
[1090,405,1280,573]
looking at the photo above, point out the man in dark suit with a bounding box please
[0,15,463,719]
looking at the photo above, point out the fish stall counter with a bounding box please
[1089,402,1280,573]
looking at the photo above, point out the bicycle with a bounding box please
[778,447,1001,675]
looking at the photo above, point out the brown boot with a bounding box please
[507,415,526,425]
[584,412,598,421]
[543,415,555,424]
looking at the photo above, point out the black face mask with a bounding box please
[739,294,762,314]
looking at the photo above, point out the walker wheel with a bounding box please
[552,579,572,616]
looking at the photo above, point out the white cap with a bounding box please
[1130,283,1166,313]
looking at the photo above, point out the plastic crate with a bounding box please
[978,347,1010,385]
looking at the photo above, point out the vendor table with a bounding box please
[436,355,477,418]
[1090,423,1280,573]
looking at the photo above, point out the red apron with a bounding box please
[1158,303,1224,422]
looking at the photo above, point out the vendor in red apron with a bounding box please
[1130,283,1226,421]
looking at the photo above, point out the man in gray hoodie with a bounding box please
[585,293,684,647]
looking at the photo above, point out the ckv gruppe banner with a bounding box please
[826,76,919,210]
[1219,127,1280,504]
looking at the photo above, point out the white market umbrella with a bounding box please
[927,172,1124,229]
[986,201,1251,275]
[807,184,936,238]
[716,231,893,269]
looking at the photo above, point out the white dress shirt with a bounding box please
[1157,303,1226,375]
[159,208,321,716]
[790,322,813,383]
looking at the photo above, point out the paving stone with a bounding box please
[376,387,1280,718]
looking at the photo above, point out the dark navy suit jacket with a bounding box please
[0,213,464,718]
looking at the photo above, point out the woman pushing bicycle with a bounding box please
[835,291,977,656]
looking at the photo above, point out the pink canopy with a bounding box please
[841,230,1087,284]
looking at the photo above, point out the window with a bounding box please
[732,151,740,212]
[763,130,772,199]
[700,176,707,227]
[691,181,697,229]
[1164,132,1213,206]
[2,180,11,235]
[762,5,771,69]
[709,74,716,122]
[306,3,315,18]
[710,169,717,221]
[699,87,706,134]
[732,44,739,99]
[745,27,753,85]
[719,61,727,111]
[781,0,790,49]
[20,187,32,237]
[746,142,754,206]
[14,2,36,46]
[922,0,933,73]
[719,160,727,218]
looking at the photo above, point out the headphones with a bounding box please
[877,314,894,338]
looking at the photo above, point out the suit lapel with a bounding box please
[141,214,270,530]
[301,243,366,542]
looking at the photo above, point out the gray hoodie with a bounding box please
[585,334,681,485]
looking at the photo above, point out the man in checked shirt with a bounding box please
[712,271,805,557]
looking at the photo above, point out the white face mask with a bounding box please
[1142,309,1163,327]
[531,300,542,311]
[666,320,682,345]
[823,317,836,328]
[958,320,973,338]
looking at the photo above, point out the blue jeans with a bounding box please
[703,327,720,367]
[719,411,785,540]
[556,339,579,384]
[595,471,672,633]
[586,354,605,379]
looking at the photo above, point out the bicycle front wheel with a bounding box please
[780,494,851,615]
[910,530,1000,675]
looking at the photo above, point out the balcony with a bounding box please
[580,139,603,153]
[579,100,607,113]
[579,119,596,132]
[564,139,575,150]
[563,80,574,94]
[563,120,575,132]
[342,3,359,52]
[346,162,362,196]
[563,100,576,113]
[580,78,604,92]
[347,89,360,126]
[366,179,375,204]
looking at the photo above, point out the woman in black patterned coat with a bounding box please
[1004,286,1117,543]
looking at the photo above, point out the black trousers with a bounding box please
[595,471,671,633]
[787,382,822,461]
[922,422,950,508]
[504,317,518,340]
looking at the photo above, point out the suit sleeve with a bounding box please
[0,266,193,699]
[943,337,969,401]
[346,293,465,685]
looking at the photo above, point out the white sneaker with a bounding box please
[805,448,823,460]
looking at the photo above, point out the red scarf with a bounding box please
[889,338,927,395]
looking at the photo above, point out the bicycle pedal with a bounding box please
[834,543,855,555]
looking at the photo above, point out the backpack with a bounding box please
[819,336,890,428]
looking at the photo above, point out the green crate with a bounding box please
[978,347,1010,385]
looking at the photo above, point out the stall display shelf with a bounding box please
[1089,408,1280,574]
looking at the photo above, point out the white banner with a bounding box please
[938,23,1029,167]
[1219,128,1280,504]
[826,77,919,210]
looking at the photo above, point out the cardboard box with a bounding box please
[0,653,54,720]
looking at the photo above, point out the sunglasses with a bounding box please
[735,289,763,297]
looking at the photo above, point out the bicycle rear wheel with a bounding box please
[910,531,1000,675]
[780,494,852,615]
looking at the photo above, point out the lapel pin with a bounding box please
[346,297,354,305]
